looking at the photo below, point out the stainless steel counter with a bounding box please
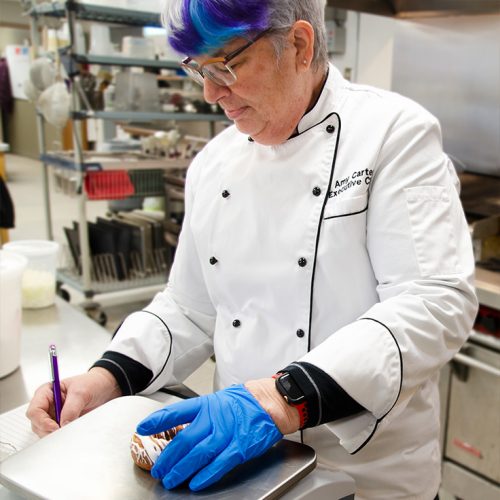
[6,272,495,499]
[0,298,114,500]
[0,298,112,414]
[0,298,356,499]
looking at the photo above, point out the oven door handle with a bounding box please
[453,352,500,378]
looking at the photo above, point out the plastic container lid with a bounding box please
[0,250,28,275]
[3,240,60,259]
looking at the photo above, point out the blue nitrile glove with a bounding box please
[136,384,283,491]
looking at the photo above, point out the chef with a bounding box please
[27,0,478,498]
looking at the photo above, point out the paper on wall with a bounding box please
[4,45,30,101]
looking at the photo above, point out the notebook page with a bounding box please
[0,404,39,462]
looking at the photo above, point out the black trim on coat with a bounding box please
[92,351,151,396]
[141,310,174,391]
[291,111,341,445]
[323,203,369,220]
[92,310,174,395]
[295,110,339,139]
[351,419,380,455]
[111,319,125,339]
[300,68,330,123]
[348,317,404,454]
[307,112,342,352]
[289,69,330,140]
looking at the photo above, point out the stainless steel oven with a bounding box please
[440,331,500,500]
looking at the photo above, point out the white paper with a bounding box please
[4,45,30,100]
[0,404,39,462]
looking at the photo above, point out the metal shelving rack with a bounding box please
[40,151,191,171]
[72,110,226,122]
[28,1,163,26]
[28,0,228,307]
[67,52,181,69]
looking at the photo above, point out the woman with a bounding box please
[28,1,477,498]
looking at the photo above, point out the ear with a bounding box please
[290,20,315,72]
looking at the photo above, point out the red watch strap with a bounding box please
[293,401,308,429]
[273,373,308,429]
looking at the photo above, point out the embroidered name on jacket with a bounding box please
[329,169,373,198]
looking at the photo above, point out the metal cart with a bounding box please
[26,0,229,320]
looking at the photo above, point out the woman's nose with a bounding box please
[203,77,231,104]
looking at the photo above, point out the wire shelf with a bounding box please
[58,248,169,294]
[72,110,229,123]
[29,1,162,27]
[70,52,181,70]
[42,152,192,172]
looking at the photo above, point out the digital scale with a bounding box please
[0,396,355,500]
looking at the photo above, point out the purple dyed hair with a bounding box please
[167,0,270,55]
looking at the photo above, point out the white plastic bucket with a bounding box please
[89,24,114,56]
[3,240,60,309]
[122,36,155,59]
[0,250,27,378]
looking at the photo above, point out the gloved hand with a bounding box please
[136,384,283,491]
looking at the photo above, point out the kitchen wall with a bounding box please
[0,0,29,53]
[330,10,396,89]
[0,0,27,25]
[329,8,500,178]
[391,14,500,177]
[1,0,61,156]
[0,27,30,56]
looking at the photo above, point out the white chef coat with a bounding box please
[107,64,478,499]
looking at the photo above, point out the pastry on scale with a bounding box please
[130,424,188,471]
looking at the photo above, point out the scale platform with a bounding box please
[0,396,318,500]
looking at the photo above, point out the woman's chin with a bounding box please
[243,126,292,146]
[234,119,261,139]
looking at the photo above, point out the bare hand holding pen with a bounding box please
[26,367,121,437]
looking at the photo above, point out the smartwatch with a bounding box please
[274,372,308,429]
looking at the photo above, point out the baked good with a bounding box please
[130,424,188,471]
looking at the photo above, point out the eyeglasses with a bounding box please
[181,29,270,87]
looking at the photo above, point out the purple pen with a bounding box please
[49,344,62,426]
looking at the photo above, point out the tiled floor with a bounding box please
[3,153,215,396]
[3,153,457,498]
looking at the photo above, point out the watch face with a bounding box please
[277,373,305,403]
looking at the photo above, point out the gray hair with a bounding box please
[266,0,328,72]
[161,0,328,71]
